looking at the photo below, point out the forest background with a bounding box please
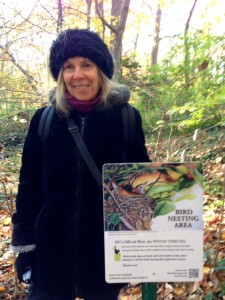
[0,0,225,299]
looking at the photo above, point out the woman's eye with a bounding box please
[83,63,92,68]
[63,64,73,70]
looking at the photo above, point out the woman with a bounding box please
[11,29,150,300]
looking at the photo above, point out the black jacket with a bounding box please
[11,87,150,299]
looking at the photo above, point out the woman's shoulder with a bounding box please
[96,85,131,112]
[32,106,49,118]
[29,106,57,129]
[32,105,61,120]
[108,85,130,107]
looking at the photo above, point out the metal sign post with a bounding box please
[142,283,157,300]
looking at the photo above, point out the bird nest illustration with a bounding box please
[103,162,203,232]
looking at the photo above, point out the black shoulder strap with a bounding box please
[38,106,54,144]
[121,103,136,152]
[67,117,102,189]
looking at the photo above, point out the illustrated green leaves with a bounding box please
[110,213,121,226]
[146,183,178,198]
[174,194,196,203]
[153,199,176,218]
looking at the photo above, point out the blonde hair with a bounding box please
[52,68,117,114]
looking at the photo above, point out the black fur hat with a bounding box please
[49,29,114,80]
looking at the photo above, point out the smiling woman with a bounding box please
[62,57,100,101]
[48,29,116,114]
[10,28,150,300]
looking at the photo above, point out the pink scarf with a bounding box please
[65,91,101,113]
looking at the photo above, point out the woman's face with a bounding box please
[62,57,100,101]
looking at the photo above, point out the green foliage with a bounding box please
[166,32,225,133]
[220,282,225,296]
[204,179,223,203]
[0,69,44,143]
[122,31,225,140]
[215,258,225,272]
[204,292,213,300]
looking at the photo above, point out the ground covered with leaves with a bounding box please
[0,128,225,300]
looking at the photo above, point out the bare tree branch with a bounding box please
[0,44,41,96]
[95,0,117,33]
[37,0,57,22]
[13,10,55,35]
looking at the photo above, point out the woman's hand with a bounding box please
[15,251,35,283]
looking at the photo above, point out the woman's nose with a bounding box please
[73,67,84,79]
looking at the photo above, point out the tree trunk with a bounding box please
[111,0,131,79]
[184,0,198,85]
[110,0,123,52]
[95,0,131,80]
[151,2,162,66]
[57,0,63,33]
[85,0,92,29]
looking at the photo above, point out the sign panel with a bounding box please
[103,162,203,283]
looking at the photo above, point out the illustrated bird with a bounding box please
[111,181,143,197]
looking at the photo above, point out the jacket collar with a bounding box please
[95,85,130,111]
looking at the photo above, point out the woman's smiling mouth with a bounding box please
[73,84,90,90]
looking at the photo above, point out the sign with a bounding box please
[103,162,203,283]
